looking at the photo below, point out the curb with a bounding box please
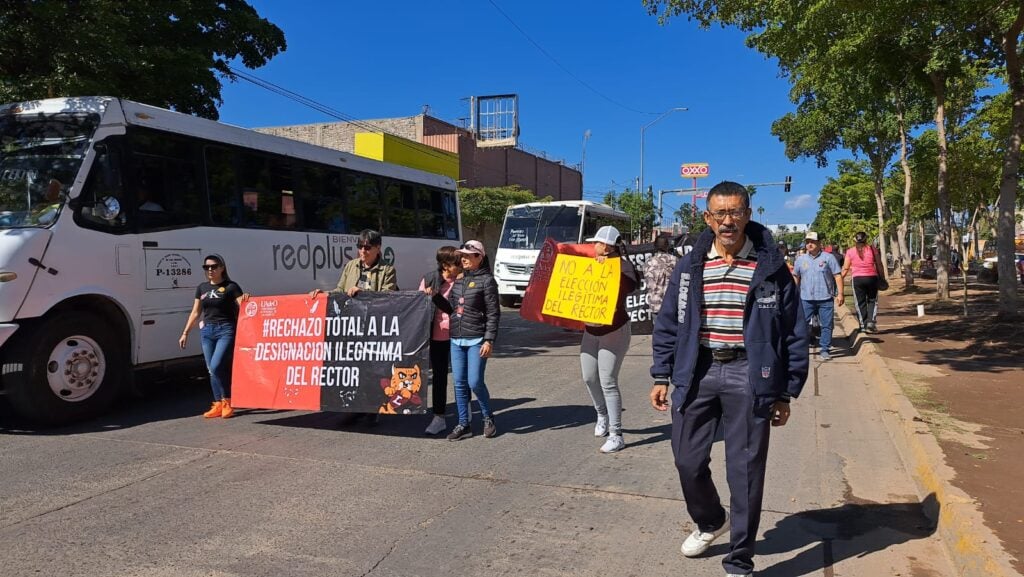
[838,306,1020,577]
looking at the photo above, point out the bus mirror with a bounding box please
[98,196,121,220]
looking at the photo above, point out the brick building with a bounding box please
[256,115,582,201]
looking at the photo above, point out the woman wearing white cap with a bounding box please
[581,225,638,453]
[445,240,501,441]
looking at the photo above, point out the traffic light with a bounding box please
[784,175,792,193]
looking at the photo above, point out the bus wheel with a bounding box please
[500,295,518,308]
[5,313,124,426]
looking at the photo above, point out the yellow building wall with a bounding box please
[354,132,459,180]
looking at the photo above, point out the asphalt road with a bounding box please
[0,310,956,577]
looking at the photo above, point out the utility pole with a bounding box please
[580,129,591,176]
[640,107,688,203]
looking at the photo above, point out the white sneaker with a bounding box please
[594,414,609,437]
[681,513,730,557]
[424,415,447,435]
[599,434,625,453]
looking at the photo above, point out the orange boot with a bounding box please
[203,401,224,418]
[220,398,234,419]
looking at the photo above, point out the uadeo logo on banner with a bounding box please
[232,292,431,414]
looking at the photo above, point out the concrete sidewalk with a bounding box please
[608,317,957,577]
[835,305,1022,577]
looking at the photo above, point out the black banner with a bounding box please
[623,234,697,335]
[320,291,432,413]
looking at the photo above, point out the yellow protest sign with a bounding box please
[541,254,620,324]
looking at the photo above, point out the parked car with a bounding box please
[978,253,1024,283]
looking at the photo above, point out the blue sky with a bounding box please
[218,1,844,228]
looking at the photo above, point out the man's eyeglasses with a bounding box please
[356,244,377,250]
[707,208,749,223]
[202,264,222,271]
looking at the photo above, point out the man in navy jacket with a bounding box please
[649,181,808,577]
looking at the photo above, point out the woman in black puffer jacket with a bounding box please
[445,240,501,441]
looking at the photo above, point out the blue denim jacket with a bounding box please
[650,222,809,408]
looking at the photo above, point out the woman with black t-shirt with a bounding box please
[180,254,249,419]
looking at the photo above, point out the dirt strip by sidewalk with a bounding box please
[835,289,1019,577]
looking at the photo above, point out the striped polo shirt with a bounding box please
[700,238,757,348]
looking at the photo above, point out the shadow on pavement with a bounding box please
[0,373,283,435]
[492,310,585,358]
[484,401,593,435]
[754,493,938,577]
[622,422,671,449]
[253,397,541,437]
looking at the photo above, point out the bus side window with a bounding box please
[297,166,345,233]
[206,146,240,226]
[417,185,445,239]
[582,213,600,241]
[346,172,381,233]
[383,180,417,237]
[236,154,296,230]
[128,131,203,230]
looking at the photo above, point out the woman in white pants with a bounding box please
[579,226,638,453]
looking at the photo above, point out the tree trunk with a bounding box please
[896,104,914,286]
[871,166,890,281]
[996,6,1024,315]
[931,72,952,299]
[919,220,927,262]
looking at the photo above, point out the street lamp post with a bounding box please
[640,107,688,210]
[580,129,591,176]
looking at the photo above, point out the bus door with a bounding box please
[128,130,207,363]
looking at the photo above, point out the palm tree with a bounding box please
[757,206,765,224]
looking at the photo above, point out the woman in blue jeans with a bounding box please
[180,254,249,419]
[444,240,500,441]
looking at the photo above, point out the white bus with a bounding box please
[493,200,630,307]
[0,97,461,425]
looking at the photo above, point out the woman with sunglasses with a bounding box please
[581,226,638,453]
[445,240,500,441]
[180,254,250,419]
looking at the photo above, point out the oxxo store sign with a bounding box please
[680,163,710,178]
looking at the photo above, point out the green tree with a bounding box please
[644,0,1015,302]
[603,187,656,241]
[0,1,286,119]
[673,202,708,235]
[812,160,880,247]
[458,185,544,238]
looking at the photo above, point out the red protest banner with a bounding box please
[232,292,431,413]
[233,295,325,411]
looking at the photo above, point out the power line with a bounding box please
[485,0,658,115]
[225,66,587,197]
[226,66,481,169]
[226,65,515,181]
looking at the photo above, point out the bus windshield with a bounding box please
[499,205,581,250]
[0,112,98,228]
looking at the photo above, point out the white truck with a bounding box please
[492,200,630,307]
